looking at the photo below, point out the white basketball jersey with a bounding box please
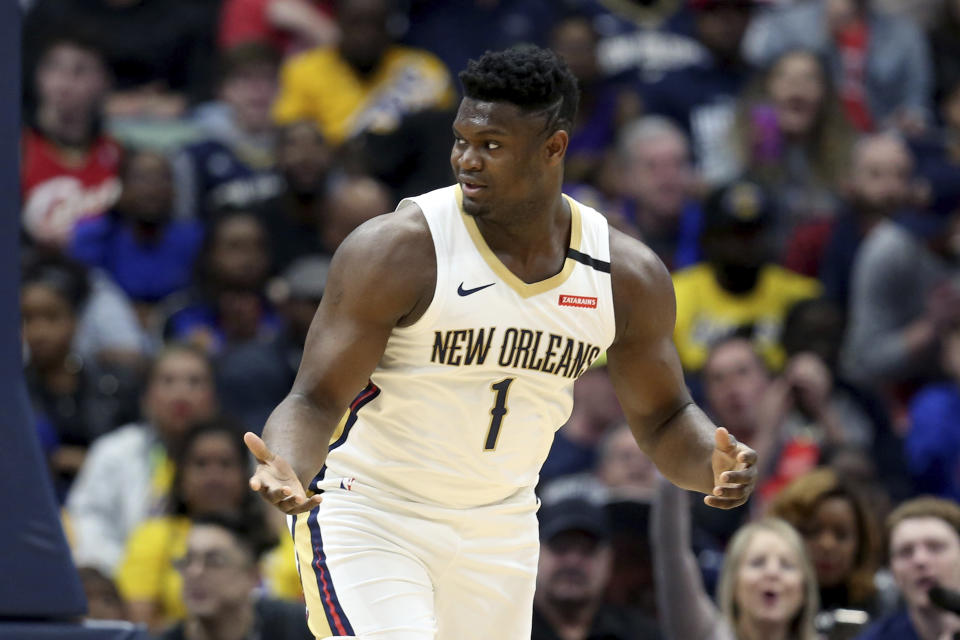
[317,185,617,508]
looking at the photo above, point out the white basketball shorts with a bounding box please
[290,477,540,639]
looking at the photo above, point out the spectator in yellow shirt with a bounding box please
[117,419,301,632]
[672,180,821,374]
[273,0,454,146]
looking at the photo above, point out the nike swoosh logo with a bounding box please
[457,282,496,296]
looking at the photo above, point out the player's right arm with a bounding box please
[605,228,757,509]
[246,204,436,514]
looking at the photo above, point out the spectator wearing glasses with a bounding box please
[159,513,311,640]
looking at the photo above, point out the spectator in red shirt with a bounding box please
[219,0,337,57]
[22,32,122,249]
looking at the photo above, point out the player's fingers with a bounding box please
[737,447,758,467]
[718,469,755,485]
[714,427,737,454]
[258,484,295,505]
[243,432,276,464]
[283,494,324,515]
[249,468,277,493]
[711,484,749,500]
[704,494,747,509]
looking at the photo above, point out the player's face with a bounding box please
[179,525,257,616]
[451,98,555,218]
[735,530,806,627]
[890,517,960,610]
[537,530,612,606]
[21,283,76,368]
[801,496,859,589]
[145,352,216,438]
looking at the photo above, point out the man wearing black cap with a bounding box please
[672,179,821,375]
[533,496,662,640]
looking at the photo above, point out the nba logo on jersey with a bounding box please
[339,477,356,491]
[558,294,598,309]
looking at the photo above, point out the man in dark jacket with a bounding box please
[533,495,662,640]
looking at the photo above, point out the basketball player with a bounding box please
[245,45,757,639]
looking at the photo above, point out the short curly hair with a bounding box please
[459,45,579,136]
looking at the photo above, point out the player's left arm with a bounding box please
[605,228,757,509]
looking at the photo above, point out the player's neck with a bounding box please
[473,192,570,284]
[474,191,568,256]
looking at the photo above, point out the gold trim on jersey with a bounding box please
[328,410,350,445]
[455,185,583,299]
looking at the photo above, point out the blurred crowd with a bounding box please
[17,0,960,638]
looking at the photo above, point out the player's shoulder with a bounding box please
[608,226,676,340]
[330,200,436,294]
[608,226,672,295]
[339,200,432,255]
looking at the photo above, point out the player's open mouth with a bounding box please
[459,179,486,196]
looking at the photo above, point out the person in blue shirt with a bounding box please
[907,323,960,502]
[162,210,278,356]
[70,149,204,304]
[855,497,960,640]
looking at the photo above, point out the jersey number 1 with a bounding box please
[484,378,515,450]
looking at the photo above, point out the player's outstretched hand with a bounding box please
[244,432,323,515]
[706,427,757,510]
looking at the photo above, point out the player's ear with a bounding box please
[543,129,568,166]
